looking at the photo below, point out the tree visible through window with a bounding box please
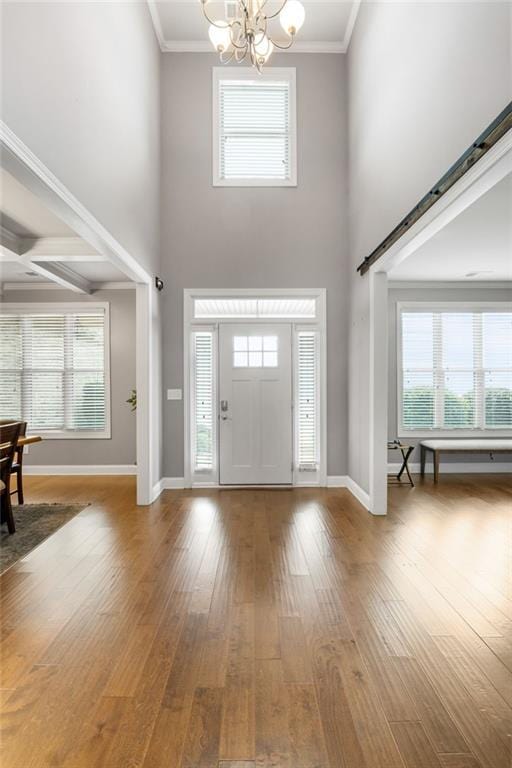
[400,308,512,432]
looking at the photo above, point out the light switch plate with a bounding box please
[167,388,182,401]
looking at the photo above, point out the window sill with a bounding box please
[213,178,297,188]
[28,430,111,440]
[398,429,512,439]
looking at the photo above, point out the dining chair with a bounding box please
[0,419,27,505]
[0,422,22,534]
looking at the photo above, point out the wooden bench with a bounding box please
[420,439,512,482]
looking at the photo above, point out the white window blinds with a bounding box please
[297,331,319,469]
[0,308,108,435]
[400,308,512,431]
[193,331,214,470]
[217,75,294,183]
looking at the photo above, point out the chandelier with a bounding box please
[201,0,306,71]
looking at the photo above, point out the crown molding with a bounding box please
[341,0,361,53]
[160,39,346,53]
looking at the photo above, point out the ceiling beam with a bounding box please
[0,224,22,258]
[28,261,92,294]
[18,236,104,262]
[0,225,92,293]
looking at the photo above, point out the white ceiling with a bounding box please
[148,0,360,52]
[0,169,132,288]
[389,173,512,282]
[1,169,75,238]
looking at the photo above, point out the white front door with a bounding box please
[219,323,292,485]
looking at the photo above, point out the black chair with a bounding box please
[0,422,22,534]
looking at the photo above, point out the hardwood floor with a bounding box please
[1,474,512,767]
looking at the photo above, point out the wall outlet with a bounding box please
[167,389,182,401]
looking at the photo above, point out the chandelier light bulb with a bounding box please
[279,0,305,35]
[200,0,306,69]
[254,34,274,63]
[208,23,231,52]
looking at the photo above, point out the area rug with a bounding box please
[0,503,89,574]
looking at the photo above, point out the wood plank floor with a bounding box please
[1,474,512,767]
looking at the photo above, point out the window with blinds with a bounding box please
[400,307,512,432]
[213,68,296,186]
[0,306,109,437]
[193,331,215,471]
[297,331,319,469]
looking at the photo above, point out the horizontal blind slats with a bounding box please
[401,310,512,430]
[194,332,214,470]
[297,331,318,469]
[0,311,106,432]
[219,79,291,181]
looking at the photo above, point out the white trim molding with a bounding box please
[183,288,327,489]
[212,67,297,188]
[161,477,186,489]
[24,465,137,476]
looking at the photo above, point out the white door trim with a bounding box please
[183,288,327,488]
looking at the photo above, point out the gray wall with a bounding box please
[160,53,348,478]
[388,282,512,466]
[1,2,161,277]
[1,289,136,466]
[348,1,512,493]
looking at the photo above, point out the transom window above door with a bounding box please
[233,335,278,368]
[213,67,297,187]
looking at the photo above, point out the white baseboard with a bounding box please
[154,474,372,512]
[160,477,186,489]
[326,475,349,487]
[388,462,512,474]
[24,464,137,476]
[151,478,164,501]
[344,477,371,510]
[327,475,371,510]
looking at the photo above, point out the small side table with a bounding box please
[388,442,415,487]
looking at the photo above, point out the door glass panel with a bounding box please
[233,335,279,368]
[249,351,263,367]
[248,336,263,351]
[234,351,248,367]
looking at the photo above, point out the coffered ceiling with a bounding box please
[147,0,360,53]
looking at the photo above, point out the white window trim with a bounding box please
[212,66,297,188]
[397,301,512,438]
[184,289,326,488]
[0,302,111,440]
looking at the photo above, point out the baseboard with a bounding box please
[388,462,512,474]
[326,475,349,487]
[344,477,371,510]
[327,475,371,510]
[24,464,137,476]
[154,474,372,512]
[160,477,186,490]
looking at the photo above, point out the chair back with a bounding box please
[0,422,22,489]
